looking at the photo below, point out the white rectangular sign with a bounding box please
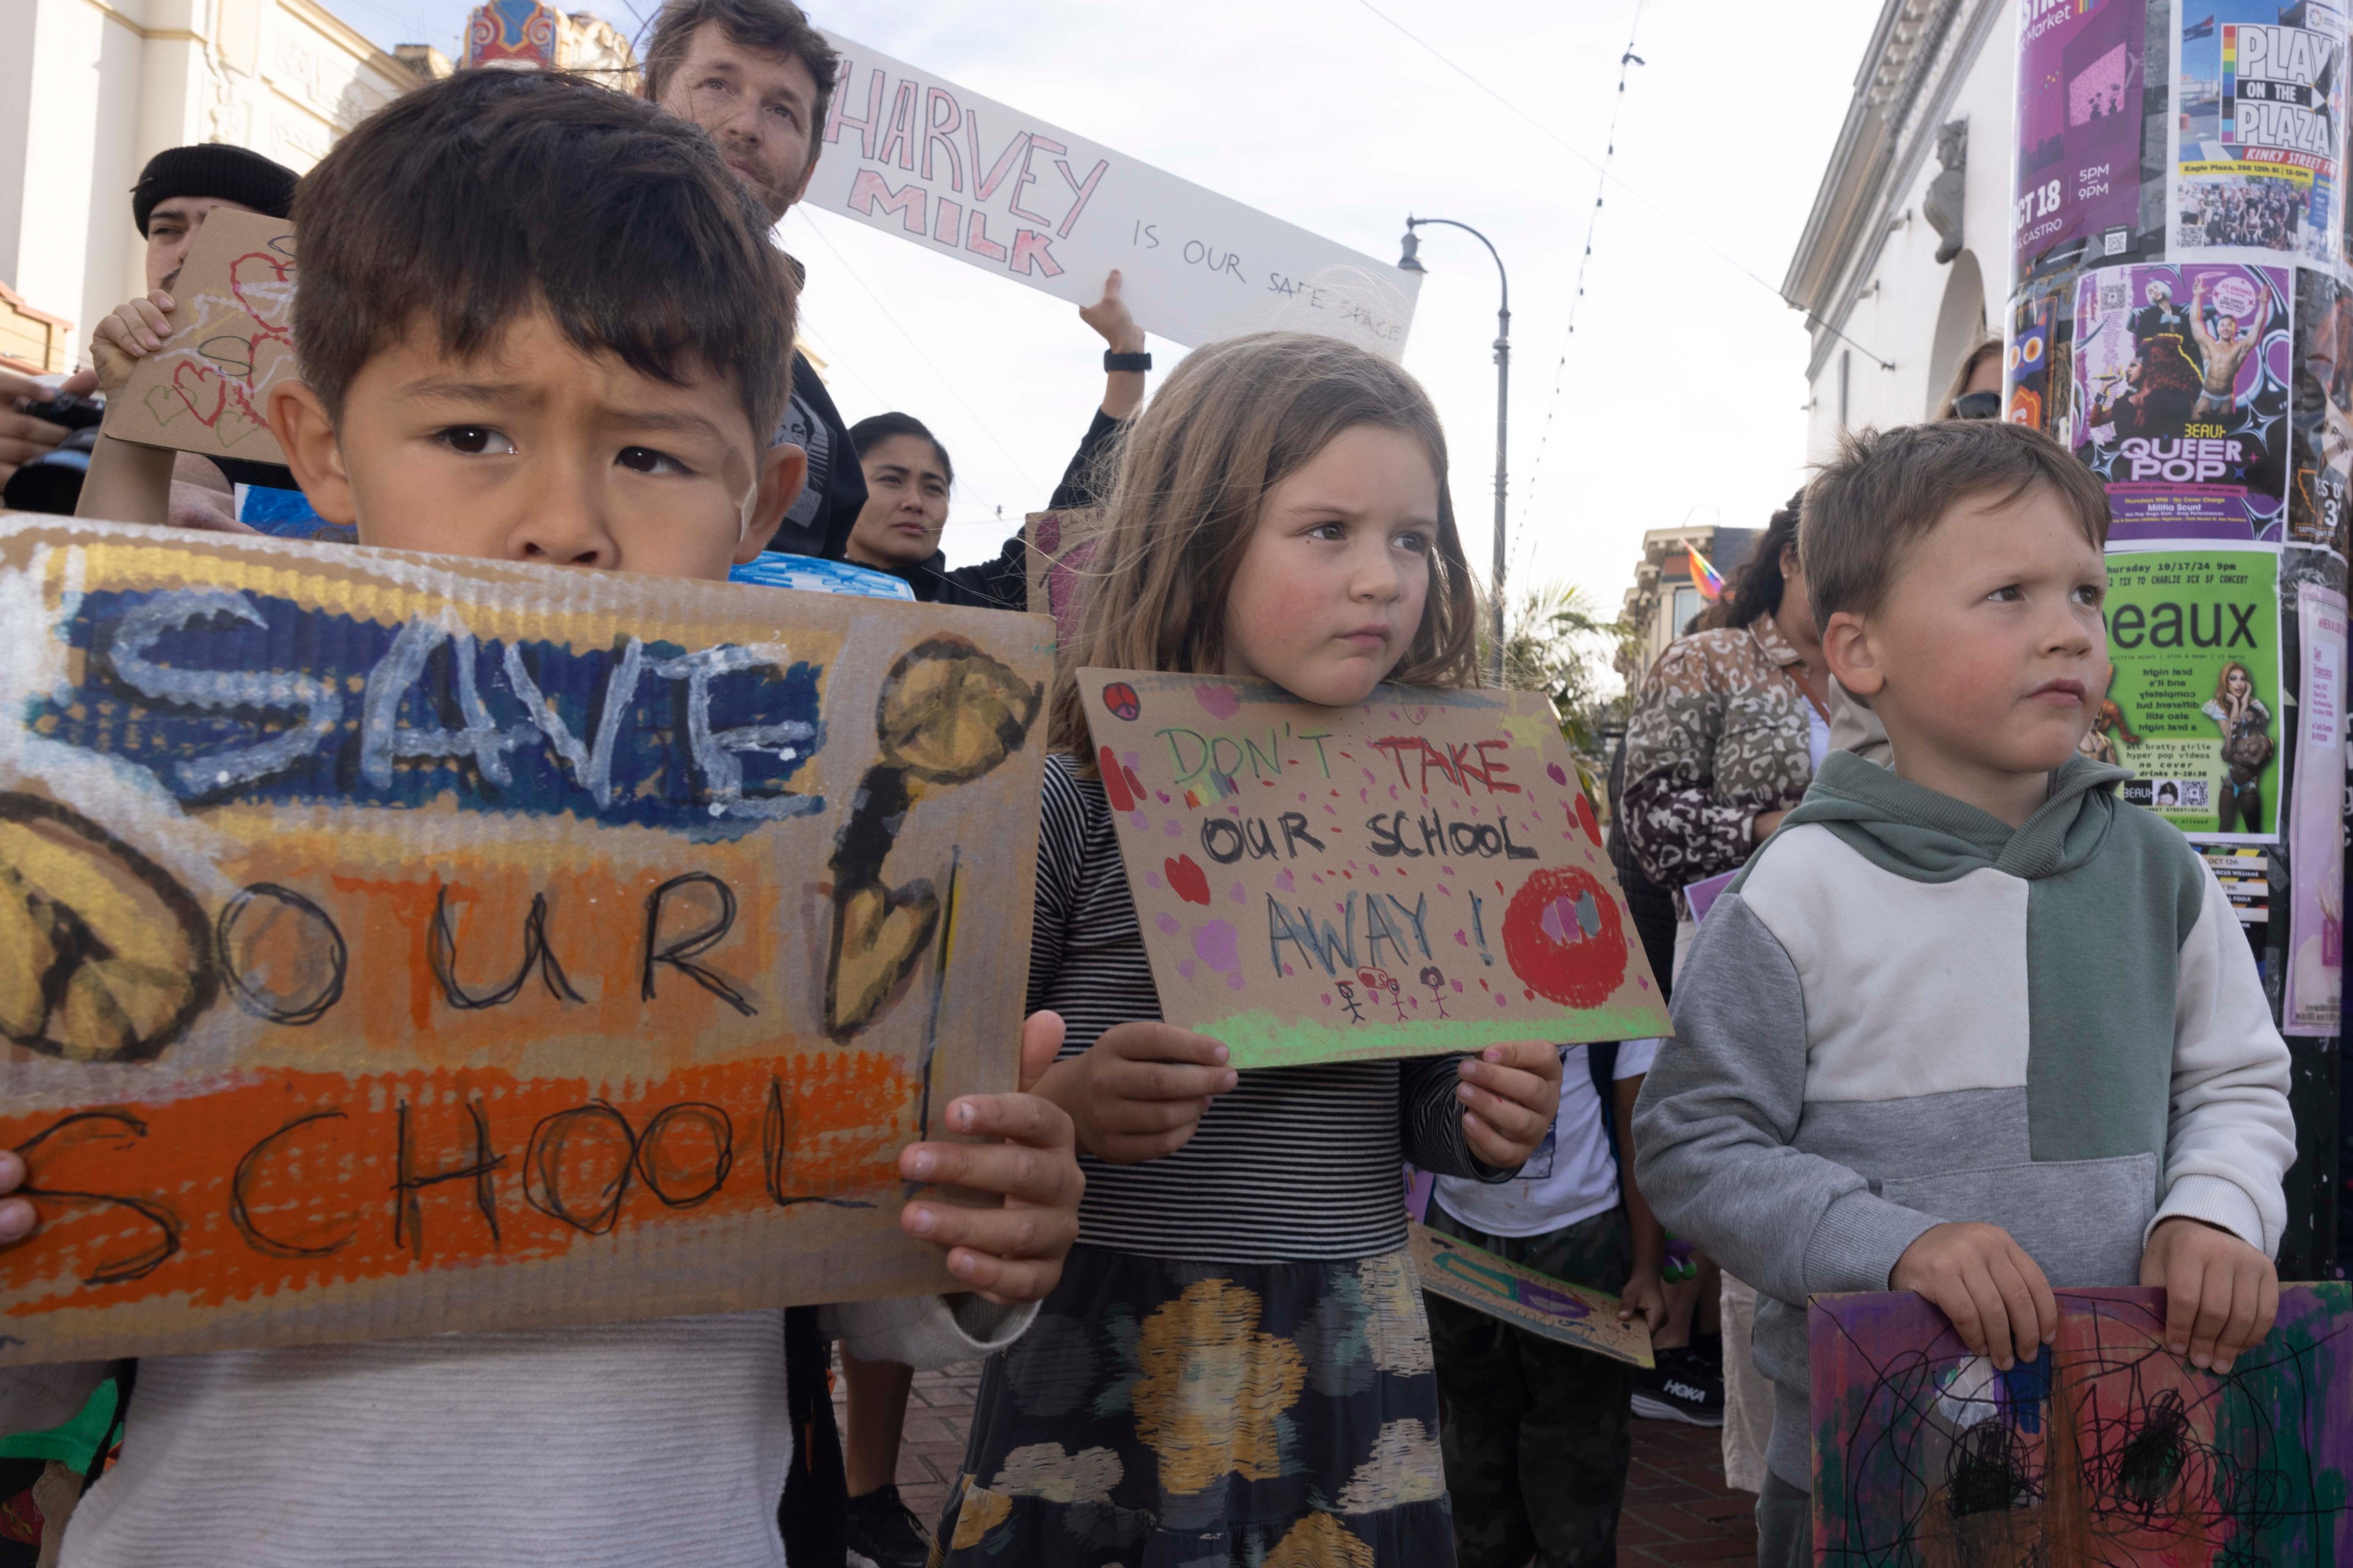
[806,31,1420,360]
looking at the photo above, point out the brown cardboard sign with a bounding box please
[105,210,298,464]
[1409,1222,1653,1367]
[0,517,1051,1365]
[1023,509,1102,646]
[1076,671,1666,1069]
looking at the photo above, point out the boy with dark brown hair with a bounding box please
[1635,419,2295,1568]
[0,69,1082,1568]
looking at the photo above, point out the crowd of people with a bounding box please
[0,4,2303,1566]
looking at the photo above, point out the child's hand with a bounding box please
[2141,1216,2278,1374]
[896,1012,1084,1305]
[0,1152,34,1246]
[1890,1222,2056,1370]
[1456,1042,1563,1169]
[88,292,176,396]
[1617,1264,1668,1335]
[1031,1019,1236,1165]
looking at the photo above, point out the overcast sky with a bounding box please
[344,0,1886,650]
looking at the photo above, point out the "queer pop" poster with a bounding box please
[2072,261,2290,539]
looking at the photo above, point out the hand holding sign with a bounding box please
[1033,1019,1238,1164]
[1454,1041,1564,1169]
[0,1153,30,1245]
[896,1012,1083,1306]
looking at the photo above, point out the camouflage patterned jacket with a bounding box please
[1621,615,1816,896]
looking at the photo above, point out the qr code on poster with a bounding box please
[2159,778,2210,809]
[2099,281,2129,311]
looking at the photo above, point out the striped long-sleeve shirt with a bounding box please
[1032,754,1506,1262]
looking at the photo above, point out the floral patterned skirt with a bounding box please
[933,1243,1455,1566]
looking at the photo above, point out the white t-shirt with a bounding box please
[1431,1039,1659,1239]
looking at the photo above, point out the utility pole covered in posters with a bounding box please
[2008,0,2349,1275]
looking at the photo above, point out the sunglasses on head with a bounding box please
[1951,390,2004,420]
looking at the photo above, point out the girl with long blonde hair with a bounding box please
[935,333,1563,1564]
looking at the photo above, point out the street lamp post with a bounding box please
[1399,217,1509,686]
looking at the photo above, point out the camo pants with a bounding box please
[1425,1203,1635,1568]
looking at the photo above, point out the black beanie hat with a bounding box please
[132,144,300,237]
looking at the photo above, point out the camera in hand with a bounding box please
[2,392,107,515]
[17,392,107,433]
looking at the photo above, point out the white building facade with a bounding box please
[1785,0,2015,452]
[0,0,635,377]
[0,0,426,374]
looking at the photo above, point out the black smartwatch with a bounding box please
[1103,350,1152,373]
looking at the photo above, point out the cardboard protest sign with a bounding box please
[0,517,1051,1365]
[104,210,297,465]
[1812,1284,2353,1562]
[1410,1221,1653,1368]
[1022,509,1102,646]
[2071,261,2291,541]
[1075,672,1667,1069]
[808,32,1419,360]
[2099,544,2284,840]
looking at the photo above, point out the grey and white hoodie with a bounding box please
[1633,751,2295,1490]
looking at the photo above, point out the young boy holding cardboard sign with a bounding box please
[0,69,1081,1568]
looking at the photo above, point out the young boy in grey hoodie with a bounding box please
[1632,420,2296,1568]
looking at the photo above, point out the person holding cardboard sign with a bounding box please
[44,144,301,532]
[0,70,1084,1568]
[931,332,1563,1565]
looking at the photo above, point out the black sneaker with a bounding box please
[1632,1345,1725,1426]
[846,1483,934,1568]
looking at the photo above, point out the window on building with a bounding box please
[1670,585,1701,638]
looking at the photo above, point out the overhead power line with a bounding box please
[1350,0,1895,373]
[1515,0,1646,585]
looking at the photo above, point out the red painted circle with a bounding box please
[1102,682,1141,721]
[1501,866,1629,1007]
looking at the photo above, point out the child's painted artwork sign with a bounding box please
[106,210,297,466]
[806,31,1419,360]
[1409,1221,1653,1368]
[1811,1284,2353,1564]
[0,518,1051,1365]
[1076,672,1666,1069]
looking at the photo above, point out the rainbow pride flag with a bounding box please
[1685,543,1726,602]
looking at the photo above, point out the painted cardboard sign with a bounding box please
[2099,545,2284,841]
[1811,1284,2353,1563]
[2173,1,2349,267]
[1409,1221,1653,1369]
[1022,509,1102,648]
[105,210,297,466]
[2015,0,2150,278]
[2071,261,2290,541]
[806,32,1419,360]
[1075,672,1667,1069]
[0,517,1051,1365]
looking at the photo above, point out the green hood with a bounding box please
[1774,751,2131,884]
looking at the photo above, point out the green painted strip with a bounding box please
[1202,1002,1670,1069]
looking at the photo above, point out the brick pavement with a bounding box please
[839,1359,1760,1562]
